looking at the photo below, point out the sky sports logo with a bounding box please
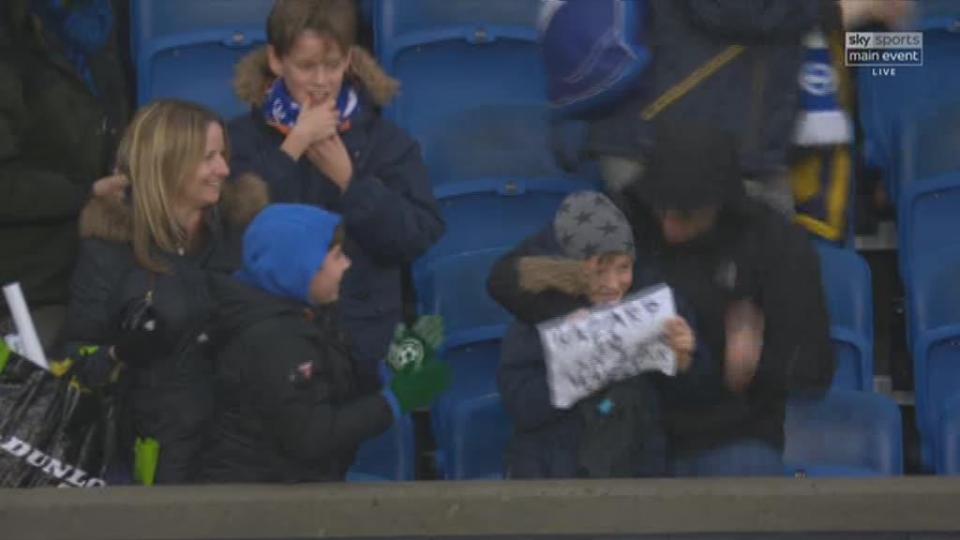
[845,32,922,76]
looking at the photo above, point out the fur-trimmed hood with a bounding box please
[78,173,269,244]
[233,46,399,108]
[516,256,589,298]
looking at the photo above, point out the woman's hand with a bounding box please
[91,174,128,199]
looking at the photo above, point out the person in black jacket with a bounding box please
[0,0,130,349]
[583,0,823,215]
[61,100,269,484]
[497,191,708,479]
[201,204,450,483]
[490,123,835,477]
[227,0,444,390]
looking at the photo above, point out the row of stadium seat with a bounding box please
[128,0,960,477]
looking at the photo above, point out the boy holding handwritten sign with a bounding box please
[497,192,704,479]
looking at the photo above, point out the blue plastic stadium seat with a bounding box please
[896,100,960,286]
[375,0,592,187]
[137,31,265,119]
[431,332,505,479]
[132,0,273,118]
[857,17,960,201]
[917,0,960,25]
[418,249,513,345]
[415,181,594,338]
[449,393,512,479]
[385,39,577,186]
[815,244,875,392]
[131,0,272,54]
[909,245,960,469]
[374,0,541,57]
[897,101,960,188]
[424,179,595,262]
[898,171,960,291]
[937,394,960,474]
[348,413,415,482]
[783,390,903,476]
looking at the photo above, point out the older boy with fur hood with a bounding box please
[228,0,444,391]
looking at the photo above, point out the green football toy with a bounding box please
[387,315,444,374]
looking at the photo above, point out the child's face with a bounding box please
[268,31,351,107]
[308,245,351,305]
[586,253,634,306]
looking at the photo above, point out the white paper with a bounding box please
[2,282,49,371]
[537,284,677,409]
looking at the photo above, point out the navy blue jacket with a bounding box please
[492,233,717,478]
[227,57,444,387]
[585,0,822,178]
[491,195,834,456]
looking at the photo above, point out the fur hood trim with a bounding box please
[79,173,269,243]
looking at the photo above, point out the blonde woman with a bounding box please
[61,100,267,484]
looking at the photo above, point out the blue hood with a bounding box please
[235,203,342,304]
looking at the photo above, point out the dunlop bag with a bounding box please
[0,349,117,488]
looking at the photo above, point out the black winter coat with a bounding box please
[200,276,394,484]
[0,1,129,312]
[60,177,266,483]
[494,243,716,478]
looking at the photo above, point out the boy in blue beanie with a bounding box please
[201,204,450,483]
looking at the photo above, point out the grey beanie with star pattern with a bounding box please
[553,191,636,260]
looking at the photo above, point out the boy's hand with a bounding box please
[281,98,340,160]
[565,308,591,323]
[307,135,353,191]
[724,299,764,392]
[388,359,452,413]
[664,317,695,372]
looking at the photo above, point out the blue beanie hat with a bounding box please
[235,204,343,304]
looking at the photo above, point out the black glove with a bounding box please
[111,295,169,367]
[61,344,119,387]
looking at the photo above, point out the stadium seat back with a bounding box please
[418,249,512,341]
[138,32,264,118]
[816,245,874,391]
[432,335,503,478]
[375,0,541,51]
[348,415,415,481]
[784,391,903,476]
[937,394,960,474]
[857,23,960,200]
[386,38,573,186]
[451,394,512,479]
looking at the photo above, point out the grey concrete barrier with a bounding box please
[2,478,960,540]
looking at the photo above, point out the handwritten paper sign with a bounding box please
[537,285,677,409]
